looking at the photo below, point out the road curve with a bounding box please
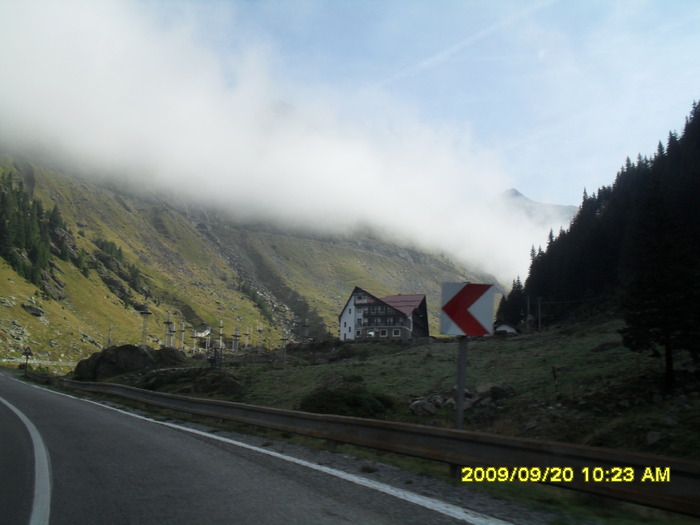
[0,371,505,525]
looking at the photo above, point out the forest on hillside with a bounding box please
[0,171,68,286]
[498,101,700,387]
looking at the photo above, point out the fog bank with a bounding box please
[0,1,571,283]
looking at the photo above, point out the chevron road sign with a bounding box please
[440,283,495,336]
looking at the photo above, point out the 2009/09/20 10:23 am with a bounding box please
[461,466,671,483]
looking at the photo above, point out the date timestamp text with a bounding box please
[461,466,671,483]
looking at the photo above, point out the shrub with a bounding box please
[299,387,393,418]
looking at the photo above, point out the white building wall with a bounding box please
[339,295,356,341]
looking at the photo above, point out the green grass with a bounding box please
[43,366,698,525]
[221,315,700,482]
[23,309,698,525]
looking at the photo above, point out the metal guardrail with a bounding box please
[59,378,700,517]
[25,370,53,384]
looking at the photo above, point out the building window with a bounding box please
[387,317,394,325]
[392,329,401,337]
[357,318,363,326]
[356,330,362,336]
[349,308,352,314]
[380,329,388,337]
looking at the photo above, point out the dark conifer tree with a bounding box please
[620,183,700,390]
[497,277,526,326]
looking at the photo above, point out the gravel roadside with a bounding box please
[97,399,595,525]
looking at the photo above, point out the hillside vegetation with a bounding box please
[0,152,489,369]
[499,102,700,389]
[130,315,696,462]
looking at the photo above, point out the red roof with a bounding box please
[379,294,425,316]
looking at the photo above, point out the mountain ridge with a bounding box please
[0,152,503,367]
[499,187,578,230]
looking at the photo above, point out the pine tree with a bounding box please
[620,184,700,390]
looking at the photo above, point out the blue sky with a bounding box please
[218,0,700,206]
[1,0,699,280]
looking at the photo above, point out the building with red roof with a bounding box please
[338,287,429,341]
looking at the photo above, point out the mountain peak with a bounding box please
[499,188,577,229]
[503,188,526,199]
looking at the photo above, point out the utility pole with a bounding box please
[164,312,174,347]
[218,320,224,368]
[140,309,152,346]
[179,321,186,351]
[107,318,113,348]
[280,332,289,364]
[232,327,240,355]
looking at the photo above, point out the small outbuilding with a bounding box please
[494,322,518,335]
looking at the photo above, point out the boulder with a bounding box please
[73,345,191,381]
[490,384,516,401]
[476,383,515,401]
[156,346,188,366]
[21,303,45,317]
[476,383,496,396]
[410,399,437,416]
[137,367,244,397]
[74,344,157,381]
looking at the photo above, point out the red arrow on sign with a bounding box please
[441,283,494,336]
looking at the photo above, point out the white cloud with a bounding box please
[0,0,574,284]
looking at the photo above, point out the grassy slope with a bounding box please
[87,313,697,524]
[235,315,699,461]
[0,257,143,369]
[214,226,484,334]
[1,155,485,365]
[0,159,276,365]
[220,315,697,524]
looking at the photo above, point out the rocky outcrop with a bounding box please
[73,344,187,381]
[409,399,437,416]
[410,383,516,417]
[21,303,45,317]
[137,367,245,398]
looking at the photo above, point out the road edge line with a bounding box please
[0,396,52,525]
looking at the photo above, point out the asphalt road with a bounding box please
[0,370,496,525]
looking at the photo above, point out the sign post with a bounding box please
[440,283,495,430]
[441,282,494,478]
[22,346,33,376]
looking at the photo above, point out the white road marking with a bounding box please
[7,375,514,525]
[153,420,516,525]
[0,395,52,525]
[59,391,513,524]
